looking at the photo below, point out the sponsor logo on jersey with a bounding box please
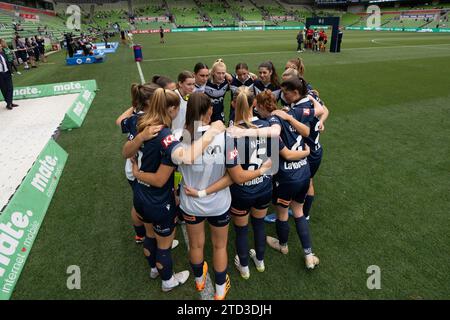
[162,134,176,149]
[228,148,239,160]
[303,108,311,116]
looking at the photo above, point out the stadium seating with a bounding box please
[228,0,264,22]
[340,13,361,26]
[197,0,236,26]
[0,8,85,46]
[166,0,206,27]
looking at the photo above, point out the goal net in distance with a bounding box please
[238,20,266,31]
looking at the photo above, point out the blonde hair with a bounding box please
[234,86,256,129]
[138,88,180,132]
[282,68,299,80]
[210,58,227,82]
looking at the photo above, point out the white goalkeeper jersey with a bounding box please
[179,126,231,216]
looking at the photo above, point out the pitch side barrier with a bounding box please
[345,26,450,32]
[132,26,450,33]
[0,80,98,130]
[132,26,307,34]
[0,80,98,300]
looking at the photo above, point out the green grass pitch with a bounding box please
[10,30,450,300]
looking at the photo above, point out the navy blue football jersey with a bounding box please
[121,112,143,141]
[133,127,181,205]
[230,74,254,97]
[226,117,272,195]
[291,98,322,159]
[204,79,229,122]
[305,82,325,105]
[268,111,312,182]
[253,79,281,100]
[194,83,206,93]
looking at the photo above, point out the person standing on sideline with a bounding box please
[296,29,304,52]
[0,39,19,75]
[120,29,126,45]
[160,26,165,44]
[0,45,18,110]
[103,29,109,47]
[65,33,74,58]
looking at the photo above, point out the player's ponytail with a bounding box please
[234,86,256,129]
[138,88,180,132]
[152,75,174,89]
[287,57,305,76]
[130,83,140,109]
[298,58,305,76]
[298,76,308,97]
[131,82,159,113]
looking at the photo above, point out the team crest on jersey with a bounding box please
[162,134,176,149]
[303,108,311,116]
[228,148,239,160]
[166,204,171,211]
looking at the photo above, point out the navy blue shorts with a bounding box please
[308,148,323,178]
[180,208,230,227]
[272,179,309,207]
[230,188,272,216]
[133,196,177,237]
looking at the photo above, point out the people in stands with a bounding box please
[15,36,29,70]
[25,38,37,68]
[36,35,46,63]
[31,37,40,63]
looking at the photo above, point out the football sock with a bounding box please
[294,216,312,255]
[251,216,266,261]
[234,224,249,267]
[156,248,173,281]
[275,219,289,246]
[143,237,157,268]
[303,195,315,218]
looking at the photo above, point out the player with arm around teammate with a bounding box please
[129,88,225,292]
[280,77,329,221]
